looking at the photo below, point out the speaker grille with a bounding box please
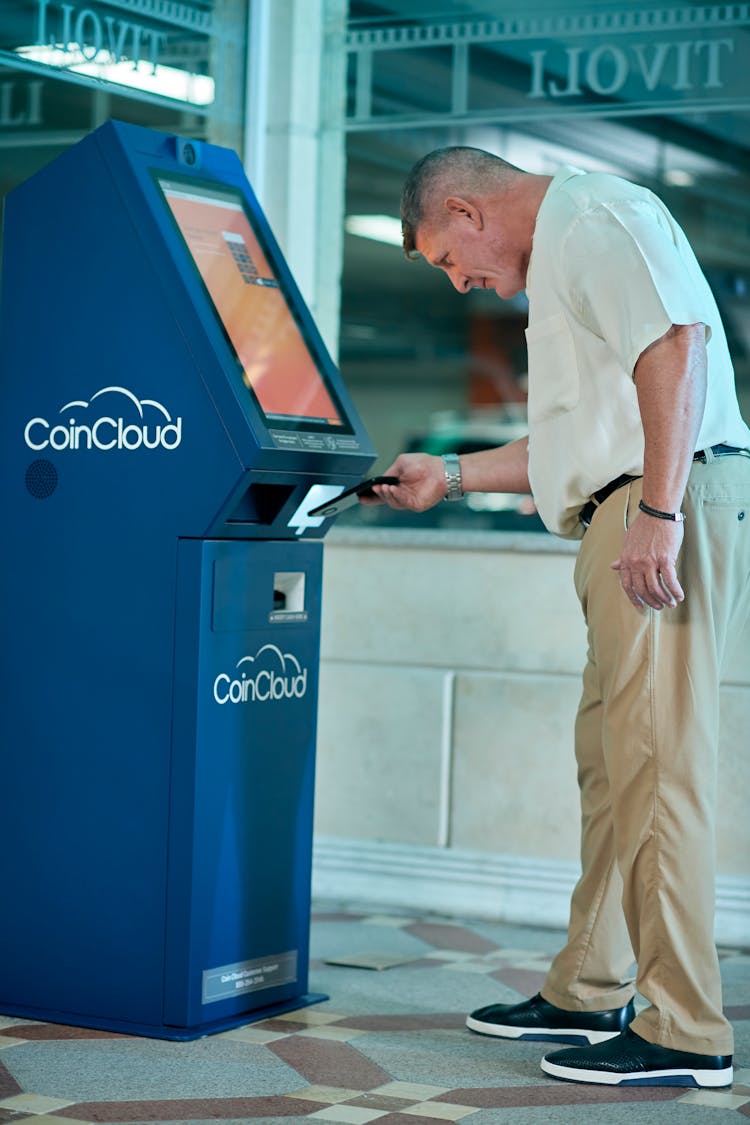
[25,459,58,499]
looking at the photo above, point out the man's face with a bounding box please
[414,204,527,299]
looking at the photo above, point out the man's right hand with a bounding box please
[364,453,447,511]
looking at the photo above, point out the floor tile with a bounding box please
[0,1099,74,1115]
[371,1083,450,1101]
[364,918,417,929]
[308,1106,387,1123]
[344,1095,416,1112]
[0,907,746,1125]
[400,1102,477,1120]
[274,1010,346,1026]
[285,1087,366,1104]
[403,925,497,955]
[8,1118,91,1125]
[440,962,498,974]
[677,1090,750,1109]
[423,952,477,963]
[270,1036,391,1089]
[218,1027,289,1044]
[483,950,549,963]
[295,1028,367,1042]
[322,953,417,971]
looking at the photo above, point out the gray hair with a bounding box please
[400,146,521,255]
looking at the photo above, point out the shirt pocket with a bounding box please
[525,313,580,425]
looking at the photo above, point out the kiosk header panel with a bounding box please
[0,119,375,545]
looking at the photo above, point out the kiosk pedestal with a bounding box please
[0,121,375,1039]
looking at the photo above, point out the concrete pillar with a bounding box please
[244,0,347,359]
[209,0,248,152]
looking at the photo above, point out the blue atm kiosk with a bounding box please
[0,121,375,1039]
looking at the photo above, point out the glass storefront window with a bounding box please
[0,1,248,215]
[340,1,750,533]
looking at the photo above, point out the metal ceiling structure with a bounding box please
[346,4,750,131]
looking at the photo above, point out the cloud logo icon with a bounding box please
[213,645,308,705]
[59,386,174,422]
[236,645,302,675]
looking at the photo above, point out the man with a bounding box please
[369,147,750,1088]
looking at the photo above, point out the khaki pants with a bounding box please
[542,452,750,1056]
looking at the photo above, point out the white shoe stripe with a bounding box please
[465,1016,619,1044]
[540,1057,734,1088]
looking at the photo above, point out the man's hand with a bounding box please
[363,453,447,511]
[621,321,705,611]
[611,513,685,610]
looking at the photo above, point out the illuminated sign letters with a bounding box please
[35,0,166,70]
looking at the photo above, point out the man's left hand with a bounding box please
[611,514,685,610]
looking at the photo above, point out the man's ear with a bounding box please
[444,196,484,229]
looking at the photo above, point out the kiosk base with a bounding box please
[0,993,329,1041]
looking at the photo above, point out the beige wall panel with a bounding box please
[321,543,586,676]
[315,660,447,846]
[450,672,582,861]
[317,539,749,883]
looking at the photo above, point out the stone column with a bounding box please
[244,0,347,358]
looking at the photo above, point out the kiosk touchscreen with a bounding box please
[0,121,375,1039]
[156,176,347,433]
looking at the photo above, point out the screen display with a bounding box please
[157,176,346,431]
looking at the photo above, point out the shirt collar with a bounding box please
[526,165,586,290]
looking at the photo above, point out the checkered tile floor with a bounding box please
[1,907,748,1124]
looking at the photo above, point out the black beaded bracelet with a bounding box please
[638,499,686,523]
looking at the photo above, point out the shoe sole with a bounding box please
[465,1016,622,1046]
[540,1057,734,1088]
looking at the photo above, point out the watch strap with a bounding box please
[442,453,463,501]
[638,499,686,522]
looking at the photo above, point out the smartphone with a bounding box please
[307,475,400,518]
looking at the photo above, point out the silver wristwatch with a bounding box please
[441,453,463,501]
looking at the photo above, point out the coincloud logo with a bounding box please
[213,645,308,705]
[24,386,183,452]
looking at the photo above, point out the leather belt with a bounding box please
[579,444,750,528]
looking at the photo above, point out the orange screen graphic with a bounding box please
[162,185,342,426]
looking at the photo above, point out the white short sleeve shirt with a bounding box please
[525,166,750,539]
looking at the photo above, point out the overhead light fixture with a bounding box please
[663,169,696,187]
[16,45,215,106]
[345,214,403,246]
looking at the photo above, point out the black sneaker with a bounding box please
[541,1026,733,1088]
[466,992,635,1046]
